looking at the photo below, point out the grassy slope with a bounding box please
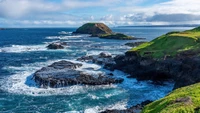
[129,27,200,58]
[142,83,200,113]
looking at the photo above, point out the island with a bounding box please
[73,23,138,40]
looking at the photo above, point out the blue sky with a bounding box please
[0,0,200,27]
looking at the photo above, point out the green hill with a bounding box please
[129,26,200,58]
[142,83,200,113]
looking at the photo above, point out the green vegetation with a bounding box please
[129,26,200,58]
[142,83,200,113]
[100,33,134,40]
[75,23,112,36]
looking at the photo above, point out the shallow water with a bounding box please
[0,27,193,112]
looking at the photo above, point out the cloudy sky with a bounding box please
[0,0,200,27]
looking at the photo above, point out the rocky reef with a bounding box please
[77,52,115,65]
[46,42,67,49]
[33,60,123,88]
[73,23,138,40]
[100,33,135,40]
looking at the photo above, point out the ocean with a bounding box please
[0,27,193,112]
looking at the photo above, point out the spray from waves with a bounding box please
[58,31,72,35]
[0,60,118,96]
[0,44,73,53]
[0,44,47,53]
[46,35,90,40]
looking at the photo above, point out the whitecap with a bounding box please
[46,35,90,40]
[0,60,116,96]
[58,31,72,35]
[0,44,47,53]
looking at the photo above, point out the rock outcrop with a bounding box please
[99,33,135,40]
[77,52,115,65]
[105,50,200,89]
[73,23,140,40]
[33,60,123,88]
[73,23,113,37]
[46,42,65,49]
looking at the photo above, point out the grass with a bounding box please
[129,26,200,58]
[142,83,200,113]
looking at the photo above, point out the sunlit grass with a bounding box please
[142,83,200,113]
[129,27,200,58]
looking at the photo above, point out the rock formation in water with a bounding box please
[46,42,65,49]
[33,60,123,88]
[73,23,138,40]
[73,23,113,37]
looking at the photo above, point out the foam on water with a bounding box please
[0,44,47,53]
[0,60,116,96]
[46,35,90,40]
[58,31,72,35]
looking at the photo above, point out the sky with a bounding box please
[0,0,200,27]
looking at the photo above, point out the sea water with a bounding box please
[0,27,193,112]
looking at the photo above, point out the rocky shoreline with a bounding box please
[32,24,200,112]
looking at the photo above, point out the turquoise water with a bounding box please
[0,27,193,112]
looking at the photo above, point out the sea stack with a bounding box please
[74,23,136,40]
[73,23,113,37]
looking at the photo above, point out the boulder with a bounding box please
[47,43,65,49]
[33,60,123,88]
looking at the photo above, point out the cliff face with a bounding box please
[74,23,113,36]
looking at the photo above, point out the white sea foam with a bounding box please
[46,35,89,40]
[0,60,116,96]
[0,45,47,53]
[58,31,72,35]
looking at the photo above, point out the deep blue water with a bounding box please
[0,27,193,112]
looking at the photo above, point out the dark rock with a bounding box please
[108,50,200,89]
[125,41,147,47]
[47,43,65,49]
[77,52,115,66]
[33,60,123,88]
[173,96,192,105]
[100,33,135,40]
[99,52,112,58]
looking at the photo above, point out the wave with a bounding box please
[46,35,90,40]
[0,60,117,96]
[0,59,174,112]
[58,31,72,35]
[0,45,47,53]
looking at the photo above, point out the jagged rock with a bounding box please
[77,52,115,65]
[100,33,135,40]
[33,60,123,88]
[47,43,65,49]
[107,50,200,89]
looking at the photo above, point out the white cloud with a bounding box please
[0,0,200,27]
